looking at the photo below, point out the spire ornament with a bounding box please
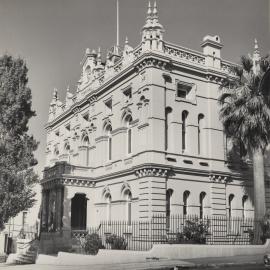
[252,38,261,75]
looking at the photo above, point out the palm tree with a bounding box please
[219,47,270,220]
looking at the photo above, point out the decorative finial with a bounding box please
[254,38,258,51]
[97,47,101,60]
[147,1,152,22]
[66,85,70,92]
[153,1,157,17]
[147,1,152,15]
[86,48,90,54]
[91,49,96,55]
[125,36,129,45]
[53,88,58,99]
[252,38,261,75]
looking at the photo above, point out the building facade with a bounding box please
[40,2,270,252]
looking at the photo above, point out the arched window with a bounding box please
[199,192,206,219]
[198,114,204,155]
[124,190,132,225]
[82,134,90,166]
[104,124,112,161]
[182,111,188,152]
[166,189,173,229]
[82,135,89,146]
[165,107,172,151]
[105,194,112,222]
[54,145,59,156]
[242,195,248,218]
[64,141,70,153]
[183,190,190,216]
[228,194,234,218]
[123,114,133,155]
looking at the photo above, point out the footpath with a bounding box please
[0,254,265,269]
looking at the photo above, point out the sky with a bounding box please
[0,0,269,176]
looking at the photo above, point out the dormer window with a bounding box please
[177,83,192,99]
[175,80,196,102]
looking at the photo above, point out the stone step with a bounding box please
[15,256,35,264]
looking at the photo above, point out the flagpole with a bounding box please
[116,0,119,54]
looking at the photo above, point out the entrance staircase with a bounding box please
[15,240,39,264]
[6,239,39,265]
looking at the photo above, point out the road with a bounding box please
[0,263,266,270]
[189,265,265,270]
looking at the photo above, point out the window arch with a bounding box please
[81,133,90,166]
[104,124,112,161]
[54,145,59,156]
[124,190,132,225]
[242,195,248,218]
[228,194,234,218]
[165,107,172,151]
[198,114,205,155]
[183,190,190,216]
[199,192,206,219]
[64,141,70,153]
[182,111,188,152]
[166,189,173,229]
[105,193,112,222]
[123,114,133,155]
[82,135,89,146]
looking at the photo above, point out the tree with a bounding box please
[0,54,39,230]
[219,52,270,220]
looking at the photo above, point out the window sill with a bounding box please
[175,97,197,105]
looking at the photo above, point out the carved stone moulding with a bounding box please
[42,178,96,190]
[209,173,231,184]
[135,57,169,73]
[135,167,169,178]
[60,178,96,187]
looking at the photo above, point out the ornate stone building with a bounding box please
[40,2,269,252]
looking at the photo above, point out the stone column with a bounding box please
[41,190,49,231]
[55,186,64,231]
[136,168,168,241]
[48,189,56,231]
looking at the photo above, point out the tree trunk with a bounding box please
[253,147,266,220]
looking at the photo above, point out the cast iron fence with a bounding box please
[72,214,265,251]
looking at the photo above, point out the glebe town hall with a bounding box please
[39,1,270,252]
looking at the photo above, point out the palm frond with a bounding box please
[233,66,243,78]
[241,55,253,73]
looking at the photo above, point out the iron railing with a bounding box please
[72,215,264,251]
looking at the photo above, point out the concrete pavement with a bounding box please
[0,254,265,269]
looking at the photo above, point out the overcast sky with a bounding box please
[0,0,269,176]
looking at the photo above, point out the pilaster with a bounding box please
[136,168,168,220]
[210,174,230,216]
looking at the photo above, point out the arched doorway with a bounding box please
[71,193,87,230]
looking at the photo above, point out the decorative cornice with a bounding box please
[41,178,96,190]
[209,173,231,184]
[135,167,169,178]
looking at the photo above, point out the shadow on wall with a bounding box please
[226,139,254,208]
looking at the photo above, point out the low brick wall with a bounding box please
[150,239,270,259]
[37,239,270,265]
